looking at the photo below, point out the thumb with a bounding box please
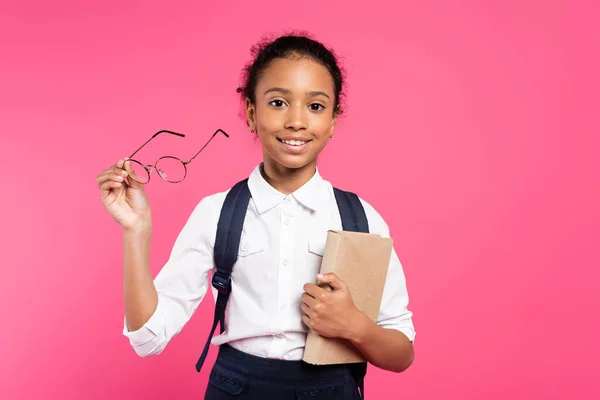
[317,272,346,291]
[123,158,146,189]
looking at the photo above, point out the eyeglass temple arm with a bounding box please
[183,129,229,164]
[128,130,185,159]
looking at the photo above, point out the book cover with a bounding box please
[302,230,393,365]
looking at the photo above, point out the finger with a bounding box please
[98,160,128,177]
[100,180,122,196]
[302,314,313,329]
[114,159,131,178]
[317,272,346,291]
[117,157,137,172]
[301,302,313,317]
[96,169,127,187]
[97,160,127,179]
[115,159,130,176]
[303,283,326,299]
[301,292,318,308]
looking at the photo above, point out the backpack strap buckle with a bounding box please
[212,270,231,294]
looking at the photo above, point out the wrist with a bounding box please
[346,310,372,345]
[123,220,152,237]
[123,212,153,235]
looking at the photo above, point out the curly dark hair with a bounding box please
[237,31,346,120]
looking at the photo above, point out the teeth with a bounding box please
[282,139,307,146]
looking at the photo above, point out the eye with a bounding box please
[310,103,325,111]
[269,100,287,108]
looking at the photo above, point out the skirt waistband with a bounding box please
[215,344,351,382]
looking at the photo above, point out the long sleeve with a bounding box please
[122,195,219,357]
[360,199,416,342]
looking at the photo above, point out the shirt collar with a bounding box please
[247,163,328,214]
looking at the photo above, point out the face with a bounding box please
[245,57,337,172]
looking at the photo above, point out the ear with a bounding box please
[244,98,256,131]
[328,113,337,138]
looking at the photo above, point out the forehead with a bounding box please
[256,57,335,95]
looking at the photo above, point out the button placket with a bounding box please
[276,200,295,335]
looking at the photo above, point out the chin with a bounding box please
[272,154,316,171]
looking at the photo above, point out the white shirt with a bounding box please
[123,164,415,360]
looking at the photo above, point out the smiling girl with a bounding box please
[96,33,415,399]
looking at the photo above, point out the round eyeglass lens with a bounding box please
[155,156,186,183]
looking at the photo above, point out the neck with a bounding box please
[261,159,317,195]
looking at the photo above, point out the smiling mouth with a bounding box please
[277,138,311,146]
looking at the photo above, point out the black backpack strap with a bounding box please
[195,179,251,372]
[333,187,369,399]
[333,188,369,233]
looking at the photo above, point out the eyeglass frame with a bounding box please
[125,128,229,184]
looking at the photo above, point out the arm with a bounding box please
[123,222,158,332]
[122,196,218,357]
[97,159,160,333]
[355,198,416,372]
[97,159,218,357]
[348,310,414,372]
[350,247,416,373]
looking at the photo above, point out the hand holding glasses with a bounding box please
[97,128,229,231]
[125,128,229,184]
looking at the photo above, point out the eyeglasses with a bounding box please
[125,129,229,184]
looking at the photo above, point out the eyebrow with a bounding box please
[264,87,331,99]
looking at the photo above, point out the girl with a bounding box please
[96,33,415,399]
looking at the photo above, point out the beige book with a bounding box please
[302,230,393,365]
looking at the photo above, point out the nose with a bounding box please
[285,104,307,131]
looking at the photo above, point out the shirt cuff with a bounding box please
[122,306,165,347]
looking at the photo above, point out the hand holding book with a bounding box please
[301,272,364,340]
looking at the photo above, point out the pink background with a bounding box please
[1,1,598,399]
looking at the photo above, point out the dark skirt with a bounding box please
[204,344,361,399]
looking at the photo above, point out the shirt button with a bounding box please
[284,218,290,225]
[280,304,286,311]
[242,242,249,251]
[285,196,292,204]
[282,258,288,266]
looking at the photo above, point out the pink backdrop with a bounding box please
[1,1,598,399]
